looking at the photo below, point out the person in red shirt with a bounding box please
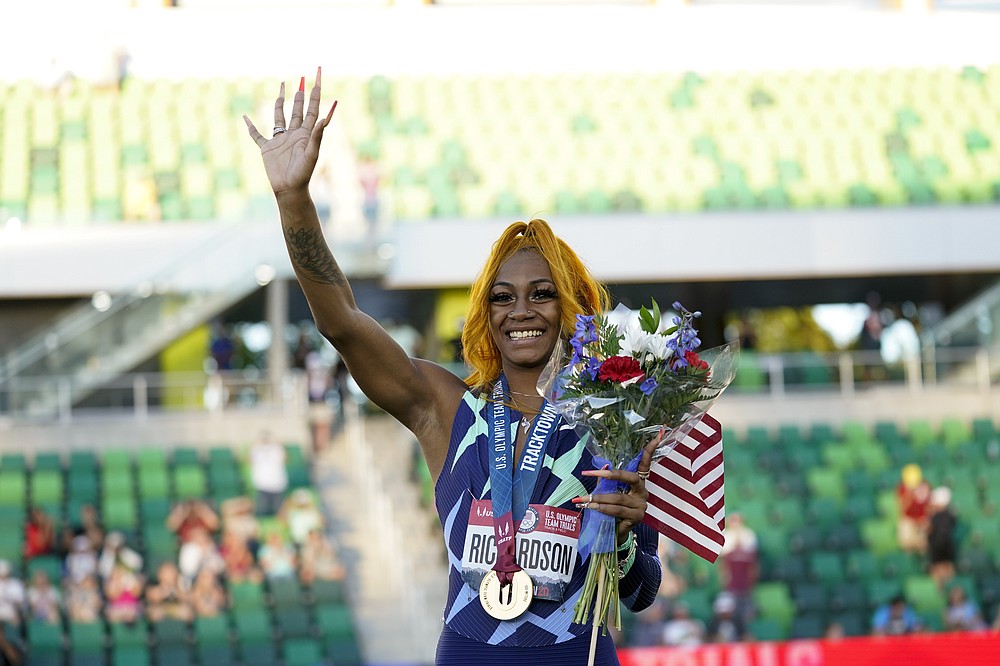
[23,508,55,561]
[896,464,931,554]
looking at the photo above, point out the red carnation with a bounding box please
[598,356,645,384]
[685,350,710,374]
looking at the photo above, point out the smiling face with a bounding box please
[488,250,562,375]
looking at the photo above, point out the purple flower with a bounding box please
[574,315,599,345]
[639,377,658,395]
[582,356,602,381]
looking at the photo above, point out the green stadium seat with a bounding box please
[173,465,207,499]
[233,607,272,642]
[748,616,785,641]
[33,452,62,472]
[282,638,324,666]
[268,577,304,609]
[240,642,278,666]
[111,645,150,666]
[861,518,898,557]
[276,606,312,639]
[151,618,188,646]
[194,614,230,647]
[69,620,107,652]
[904,574,946,615]
[111,619,149,648]
[197,644,236,666]
[752,582,795,631]
[230,581,266,609]
[0,471,27,506]
[0,453,27,472]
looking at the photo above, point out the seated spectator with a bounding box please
[190,570,227,618]
[167,500,220,545]
[103,566,144,624]
[706,592,747,643]
[872,594,923,636]
[26,571,60,625]
[97,532,143,581]
[258,531,297,580]
[65,535,99,584]
[74,505,105,553]
[179,528,224,583]
[145,562,193,623]
[65,575,102,624]
[299,529,346,586]
[0,561,26,627]
[220,530,263,585]
[220,497,260,554]
[280,489,325,547]
[23,508,55,561]
[663,600,706,647]
[0,621,26,666]
[943,585,986,632]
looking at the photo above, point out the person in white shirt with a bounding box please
[249,430,289,516]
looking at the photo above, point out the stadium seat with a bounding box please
[283,638,324,666]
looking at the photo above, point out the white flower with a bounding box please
[621,325,672,361]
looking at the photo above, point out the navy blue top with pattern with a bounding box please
[434,389,662,650]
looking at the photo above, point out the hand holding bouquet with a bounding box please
[540,300,738,642]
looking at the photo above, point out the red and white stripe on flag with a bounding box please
[642,413,726,563]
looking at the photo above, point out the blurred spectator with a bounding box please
[167,500,220,545]
[0,562,25,627]
[872,594,922,636]
[57,505,104,561]
[23,508,55,561]
[249,431,289,517]
[26,571,60,625]
[627,597,667,647]
[65,575,102,623]
[824,621,845,640]
[305,351,335,455]
[209,321,236,371]
[896,464,931,555]
[281,489,326,547]
[299,529,346,586]
[943,585,986,632]
[145,562,194,623]
[190,570,227,618]
[65,535,99,584]
[220,497,260,554]
[662,600,706,648]
[0,621,25,666]
[258,532,297,580]
[718,512,758,624]
[706,592,747,643]
[178,528,224,583]
[927,486,958,589]
[220,530,263,585]
[74,505,105,553]
[97,532,143,581]
[103,566,144,624]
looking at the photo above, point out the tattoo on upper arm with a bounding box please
[284,227,347,286]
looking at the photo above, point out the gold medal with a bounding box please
[479,569,533,620]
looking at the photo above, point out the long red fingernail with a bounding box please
[299,77,305,93]
[571,497,586,503]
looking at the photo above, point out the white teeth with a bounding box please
[509,330,543,340]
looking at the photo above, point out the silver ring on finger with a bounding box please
[273,126,286,136]
[637,469,650,482]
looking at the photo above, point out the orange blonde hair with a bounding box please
[462,219,610,391]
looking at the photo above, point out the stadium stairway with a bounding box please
[316,400,447,664]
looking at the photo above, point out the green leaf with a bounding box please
[639,305,657,334]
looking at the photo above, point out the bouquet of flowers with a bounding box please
[540,300,738,641]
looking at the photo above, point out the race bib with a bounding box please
[461,499,581,603]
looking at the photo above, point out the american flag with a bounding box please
[642,413,726,563]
